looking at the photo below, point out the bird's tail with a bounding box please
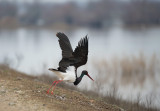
[48,68,58,71]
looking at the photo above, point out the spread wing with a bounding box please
[56,32,73,58]
[56,32,74,72]
[72,35,88,68]
[56,33,88,73]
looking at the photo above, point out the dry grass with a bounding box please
[91,53,159,88]
[89,53,160,111]
[78,86,158,111]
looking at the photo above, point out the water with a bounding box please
[0,27,159,74]
[0,27,160,108]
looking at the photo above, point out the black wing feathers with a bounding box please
[73,35,88,58]
[56,32,73,58]
[73,35,88,68]
[56,32,88,72]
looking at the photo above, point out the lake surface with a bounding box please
[0,26,160,108]
[0,27,160,74]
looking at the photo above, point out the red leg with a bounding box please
[46,81,57,94]
[51,80,63,95]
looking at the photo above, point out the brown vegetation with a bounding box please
[90,53,160,111]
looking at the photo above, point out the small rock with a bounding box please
[16,77,22,80]
[1,85,4,88]
[13,88,19,91]
[8,102,16,106]
[55,95,66,101]
[62,94,66,98]
[0,89,6,94]
[90,99,94,103]
[37,90,41,93]
[15,90,24,95]
[43,104,46,106]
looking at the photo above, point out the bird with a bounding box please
[47,32,94,94]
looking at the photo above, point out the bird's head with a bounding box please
[82,70,94,81]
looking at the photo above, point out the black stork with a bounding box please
[47,32,94,94]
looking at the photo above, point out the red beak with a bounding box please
[87,74,94,81]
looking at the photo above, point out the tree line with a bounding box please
[0,0,160,28]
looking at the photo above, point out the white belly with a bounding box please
[53,67,76,83]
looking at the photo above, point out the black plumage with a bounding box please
[56,32,88,78]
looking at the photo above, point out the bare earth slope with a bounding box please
[0,65,123,111]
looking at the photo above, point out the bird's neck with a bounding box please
[74,73,85,85]
[79,73,85,79]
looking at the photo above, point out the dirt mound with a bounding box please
[0,65,123,111]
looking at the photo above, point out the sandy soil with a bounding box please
[0,65,124,111]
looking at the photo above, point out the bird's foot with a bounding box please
[46,81,57,94]
[51,80,63,95]
[51,91,54,95]
[46,80,63,95]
